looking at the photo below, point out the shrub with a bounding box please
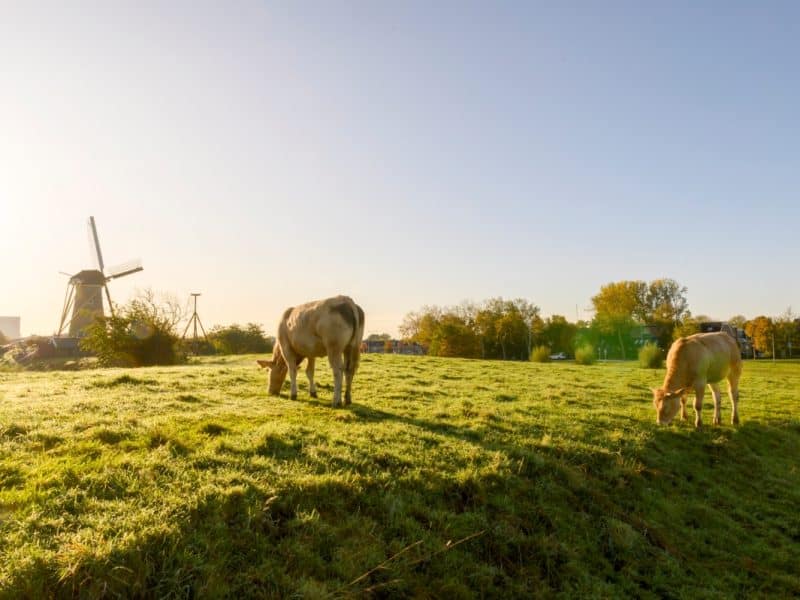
[638,342,664,369]
[574,344,596,365]
[80,290,185,367]
[530,345,551,363]
[208,323,274,355]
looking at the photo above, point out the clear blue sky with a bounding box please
[2,1,798,337]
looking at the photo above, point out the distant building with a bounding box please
[700,321,754,358]
[0,316,21,340]
[361,339,426,355]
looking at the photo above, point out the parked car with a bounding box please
[549,352,568,360]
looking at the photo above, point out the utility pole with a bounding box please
[182,293,210,355]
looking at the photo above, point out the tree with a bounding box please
[209,323,274,354]
[542,315,578,355]
[591,281,646,359]
[673,314,702,340]
[643,279,689,346]
[400,298,540,360]
[80,289,186,366]
[429,314,481,358]
[400,306,442,349]
[728,315,747,329]
[366,333,392,342]
[745,316,775,357]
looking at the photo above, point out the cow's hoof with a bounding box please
[344,394,352,405]
[310,391,318,399]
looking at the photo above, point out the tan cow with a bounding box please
[652,331,742,428]
[257,295,365,407]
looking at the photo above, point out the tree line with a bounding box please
[400,279,800,360]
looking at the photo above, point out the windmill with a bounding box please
[57,217,143,337]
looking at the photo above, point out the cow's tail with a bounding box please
[345,302,365,376]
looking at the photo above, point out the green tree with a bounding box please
[591,281,646,359]
[400,306,442,349]
[429,314,481,358]
[209,323,274,354]
[366,333,392,342]
[80,289,185,367]
[542,315,577,355]
[643,279,689,346]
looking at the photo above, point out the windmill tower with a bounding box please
[57,217,143,337]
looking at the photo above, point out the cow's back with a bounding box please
[666,332,740,386]
[280,296,361,357]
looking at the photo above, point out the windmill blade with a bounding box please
[105,259,143,280]
[88,216,105,273]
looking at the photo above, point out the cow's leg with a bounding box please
[342,344,355,405]
[306,357,317,398]
[710,383,723,426]
[344,366,353,406]
[693,384,705,429]
[327,350,344,407]
[728,368,741,425]
[680,394,688,421]
[282,346,299,401]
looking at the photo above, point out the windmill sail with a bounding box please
[105,259,143,280]
[88,216,105,273]
[57,217,144,338]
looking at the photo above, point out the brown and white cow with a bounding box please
[652,331,742,428]
[257,295,365,407]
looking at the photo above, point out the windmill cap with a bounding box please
[69,270,107,285]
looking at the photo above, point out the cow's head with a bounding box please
[652,387,684,425]
[257,344,288,396]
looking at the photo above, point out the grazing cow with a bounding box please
[652,332,742,428]
[257,295,365,407]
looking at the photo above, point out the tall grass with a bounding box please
[574,343,596,365]
[530,345,551,362]
[0,355,798,597]
[638,342,664,368]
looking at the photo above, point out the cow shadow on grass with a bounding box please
[13,397,797,599]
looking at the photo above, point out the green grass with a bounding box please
[1,354,798,598]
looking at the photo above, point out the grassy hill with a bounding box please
[1,355,798,598]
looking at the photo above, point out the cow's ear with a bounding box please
[256,359,273,369]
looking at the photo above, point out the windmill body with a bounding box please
[57,217,143,338]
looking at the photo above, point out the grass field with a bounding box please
[1,354,798,598]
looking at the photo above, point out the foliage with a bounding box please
[638,342,664,369]
[592,279,689,357]
[366,333,392,342]
[429,314,481,358]
[2,355,797,597]
[672,314,703,340]
[209,323,274,355]
[402,298,540,360]
[530,345,551,362]
[79,290,185,367]
[591,281,645,359]
[574,344,596,365]
[745,316,775,357]
[540,315,577,355]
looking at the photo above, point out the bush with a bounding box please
[80,291,185,367]
[574,344,596,365]
[638,342,664,369]
[530,345,551,363]
[208,324,274,355]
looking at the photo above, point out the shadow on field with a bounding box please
[9,410,798,598]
